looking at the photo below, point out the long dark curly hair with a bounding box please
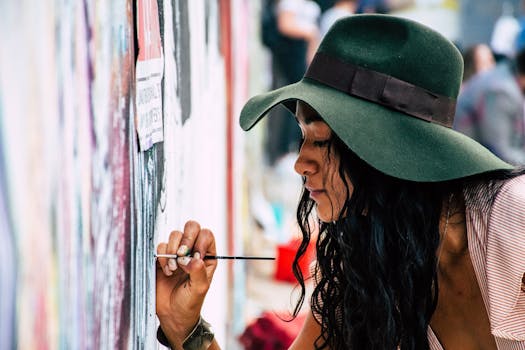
[290,131,523,350]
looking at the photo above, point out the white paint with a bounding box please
[155,0,228,346]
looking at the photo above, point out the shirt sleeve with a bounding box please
[486,175,525,341]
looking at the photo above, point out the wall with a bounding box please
[0,0,252,348]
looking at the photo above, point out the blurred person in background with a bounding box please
[275,0,321,65]
[262,0,321,166]
[320,0,415,39]
[356,0,413,14]
[313,0,337,13]
[461,43,496,84]
[319,0,358,37]
[356,0,389,13]
[455,45,525,165]
[490,1,521,62]
[156,15,525,350]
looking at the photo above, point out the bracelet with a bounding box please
[182,316,214,350]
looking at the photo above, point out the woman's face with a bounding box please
[294,102,354,222]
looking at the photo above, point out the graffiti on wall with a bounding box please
[0,97,17,349]
[0,0,134,348]
[172,0,193,125]
[0,0,252,348]
[153,0,232,344]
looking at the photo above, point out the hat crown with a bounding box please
[318,15,463,99]
[238,14,512,182]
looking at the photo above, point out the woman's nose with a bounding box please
[294,146,317,176]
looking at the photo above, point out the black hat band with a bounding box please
[304,52,456,128]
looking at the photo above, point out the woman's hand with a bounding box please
[155,220,218,348]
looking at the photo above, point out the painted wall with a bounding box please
[0,0,252,348]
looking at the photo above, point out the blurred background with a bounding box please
[1,0,524,349]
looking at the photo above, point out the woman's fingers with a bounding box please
[156,243,172,276]
[156,220,217,283]
[166,230,183,272]
[176,221,201,262]
[193,228,216,258]
[192,228,217,283]
[156,220,218,332]
[172,223,217,291]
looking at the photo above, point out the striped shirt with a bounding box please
[428,174,525,349]
[311,175,525,349]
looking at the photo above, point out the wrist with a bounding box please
[158,316,214,350]
[182,316,214,350]
[158,315,200,349]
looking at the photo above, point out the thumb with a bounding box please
[177,253,211,296]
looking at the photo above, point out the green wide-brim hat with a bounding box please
[240,14,512,182]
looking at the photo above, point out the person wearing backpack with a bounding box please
[261,0,321,166]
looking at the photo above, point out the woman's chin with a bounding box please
[316,210,335,223]
[316,206,347,223]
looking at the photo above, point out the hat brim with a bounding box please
[240,78,513,182]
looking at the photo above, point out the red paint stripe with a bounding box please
[219,0,234,267]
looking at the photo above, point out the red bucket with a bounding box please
[274,239,315,283]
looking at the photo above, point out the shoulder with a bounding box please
[493,174,525,212]
[487,64,522,97]
[468,174,525,207]
[288,310,322,350]
[464,63,518,96]
[277,0,302,12]
[487,175,525,230]
[277,0,320,16]
[464,174,525,234]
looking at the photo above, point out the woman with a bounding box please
[156,15,525,349]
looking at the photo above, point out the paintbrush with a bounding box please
[155,254,275,260]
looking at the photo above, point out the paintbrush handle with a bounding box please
[204,255,275,260]
[154,254,275,260]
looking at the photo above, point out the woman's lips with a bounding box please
[306,187,325,200]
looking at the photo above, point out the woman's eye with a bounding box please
[313,139,331,147]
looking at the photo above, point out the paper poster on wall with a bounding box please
[136,0,164,151]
